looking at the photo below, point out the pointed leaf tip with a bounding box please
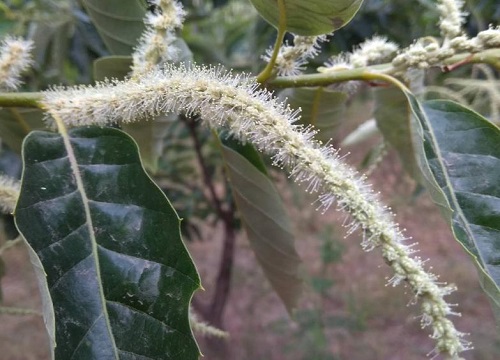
[15,126,201,359]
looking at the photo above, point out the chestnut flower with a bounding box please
[43,64,470,358]
[0,37,33,91]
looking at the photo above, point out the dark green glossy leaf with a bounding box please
[81,0,146,55]
[220,144,303,313]
[0,108,45,153]
[374,87,421,180]
[15,126,200,359]
[279,87,348,143]
[249,0,364,35]
[409,98,500,318]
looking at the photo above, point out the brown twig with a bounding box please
[182,114,237,329]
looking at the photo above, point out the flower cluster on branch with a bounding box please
[0,37,32,91]
[132,0,186,76]
[42,64,470,358]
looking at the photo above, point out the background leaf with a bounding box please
[374,87,421,180]
[93,56,133,80]
[414,100,500,320]
[220,141,303,312]
[93,47,193,175]
[93,56,173,173]
[249,0,364,35]
[279,87,348,143]
[0,108,45,153]
[15,126,200,359]
[81,0,146,55]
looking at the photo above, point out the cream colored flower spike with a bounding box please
[0,37,33,91]
[42,64,470,358]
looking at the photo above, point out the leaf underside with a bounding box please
[221,143,303,313]
[81,0,146,55]
[15,126,200,359]
[249,0,364,35]
[374,87,420,180]
[411,98,500,317]
[0,108,45,153]
[279,87,348,143]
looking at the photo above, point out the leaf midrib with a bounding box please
[61,132,119,359]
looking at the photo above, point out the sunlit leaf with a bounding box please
[15,126,200,359]
[249,0,364,35]
[220,141,303,312]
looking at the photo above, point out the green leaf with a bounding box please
[0,108,45,153]
[15,126,201,359]
[93,56,168,173]
[392,90,453,220]
[249,0,364,35]
[374,87,421,180]
[93,56,133,80]
[412,100,500,319]
[27,17,75,85]
[122,115,177,174]
[119,35,194,174]
[93,44,193,175]
[220,143,303,313]
[279,87,348,142]
[81,0,146,55]
[340,119,379,147]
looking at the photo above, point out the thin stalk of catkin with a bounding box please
[189,307,228,338]
[42,64,470,358]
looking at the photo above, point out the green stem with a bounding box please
[0,92,43,108]
[270,68,371,88]
[269,49,500,88]
[256,0,287,84]
[445,48,500,70]
[362,71,410,92]
[269,67,409,92]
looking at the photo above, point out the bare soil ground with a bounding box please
[190,150,499,360]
